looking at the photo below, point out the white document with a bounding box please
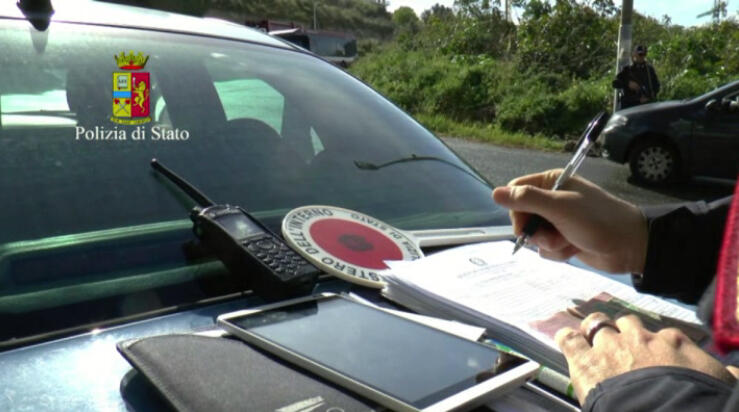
[382,241,701,353]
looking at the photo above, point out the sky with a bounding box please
[387,0,734,27]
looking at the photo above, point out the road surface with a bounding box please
[442,137,735,206]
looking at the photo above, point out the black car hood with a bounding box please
[618,100,686,117]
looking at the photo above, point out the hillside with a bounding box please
[104,0,394,39]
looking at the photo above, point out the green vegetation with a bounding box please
[350,0,739,149]
[215,0,393,39]
[109,0,394,40]
[414,113,565,151]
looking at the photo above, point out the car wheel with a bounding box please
[628,139,679,184]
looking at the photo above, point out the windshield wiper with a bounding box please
[409,226,514,247]
[354,154,489,187]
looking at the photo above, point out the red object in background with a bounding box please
[131,72,150,118]
[714,178,739,352]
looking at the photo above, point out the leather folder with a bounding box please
[117,334,379,412]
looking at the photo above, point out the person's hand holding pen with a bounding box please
[510,112,608,255]
[492,169,648,274]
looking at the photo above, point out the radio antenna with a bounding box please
[150,158,215,207]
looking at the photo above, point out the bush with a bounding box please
[516,0,618,79]
[495,74,609,138]
[352,52,500,121]
[558,77,611,131]
[661,70,725,101]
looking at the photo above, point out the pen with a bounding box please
[512,112,610,255]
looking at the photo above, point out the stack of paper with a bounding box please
[381,241,702,373]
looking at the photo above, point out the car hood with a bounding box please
[617,100,686,117]
[0,280,351,412]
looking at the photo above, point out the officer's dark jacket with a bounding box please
[612,62,661,107]
[582,195,739,411]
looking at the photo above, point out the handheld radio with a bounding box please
[151,159,319,300]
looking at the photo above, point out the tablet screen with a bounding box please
[226,296,525,408]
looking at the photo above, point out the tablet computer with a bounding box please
[217,293,539,412]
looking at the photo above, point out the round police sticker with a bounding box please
[281,206,424,288]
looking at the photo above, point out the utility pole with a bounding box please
[697,0,728,24]
[313,1,318,30]
[613,0,633,112]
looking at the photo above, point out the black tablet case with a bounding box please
[117,334,380,412]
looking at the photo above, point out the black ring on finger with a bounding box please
[585,319,620,346]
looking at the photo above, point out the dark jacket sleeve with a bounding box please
[582,367,737,412]
[612,67,628,90]
[633,197,732,304]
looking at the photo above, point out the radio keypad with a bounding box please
[244,235,316,279]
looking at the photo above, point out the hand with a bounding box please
[628,80,640,91]
[492,169,648,273]
[556,313,737,405]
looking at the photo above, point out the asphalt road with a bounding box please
[442,137,735,206]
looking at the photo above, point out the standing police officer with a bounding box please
[613,45,661,109]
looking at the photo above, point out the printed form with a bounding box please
[383,241,701,351]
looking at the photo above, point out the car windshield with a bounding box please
[0,20,506,345]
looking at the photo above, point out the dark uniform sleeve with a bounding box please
[612,66,628,90]
[582,367,738,412]
[584,198,737,412]
[633,197,732,304]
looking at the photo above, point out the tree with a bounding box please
[392,6,420,27]
[421,3,455,22]
[516,0,618,78]
[455,0,501,18]
[392,6,421,42]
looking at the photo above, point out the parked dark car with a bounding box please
[602,80,739,184]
